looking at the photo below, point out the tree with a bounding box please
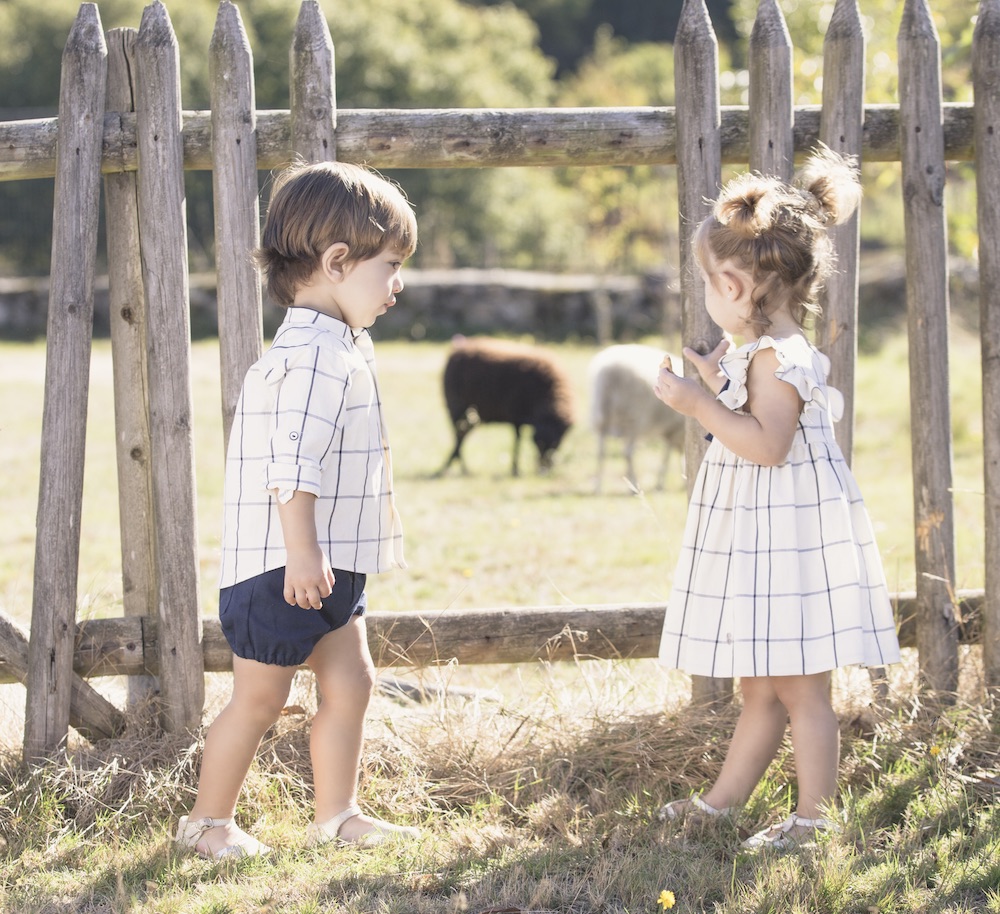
[727,0,976,259]
[553,28,680,276]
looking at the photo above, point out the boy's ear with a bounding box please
[320,242,351,281]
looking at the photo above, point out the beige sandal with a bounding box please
[306,804,421,847]
[174,815,271,860]
[657,793,738,822]
[742,812,840,850]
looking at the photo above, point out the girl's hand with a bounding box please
[682,338,730,394]
[283,545,335,610]
[654,363,710,417]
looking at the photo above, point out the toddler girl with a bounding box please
[654,147,900,849]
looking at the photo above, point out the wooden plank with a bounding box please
[898,0,959,694]
[0,592,982,685]
[210,1,262,447]
[135,1,205,732]
[673,0,730,707]
[817,0,864,462]
[290,0,336,162]
[104,26,159,707]
[0,612,124,740]
[0,104,979,182]
[974,0,1000,695]
[24,4,108,763]
[748,0,794,179]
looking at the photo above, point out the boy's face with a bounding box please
[330,247,407,329]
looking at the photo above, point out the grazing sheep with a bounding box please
[438,336,575,477]
[589,343,685,493]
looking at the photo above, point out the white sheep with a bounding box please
[589,343,685,493]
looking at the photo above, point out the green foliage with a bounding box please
[726,0,978,260]
[323,0,555,108]
[0,0,983,273]
[464,0,738,73]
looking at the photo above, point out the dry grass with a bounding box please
[2,651,999,913]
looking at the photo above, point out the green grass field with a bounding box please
[0,327,996,914]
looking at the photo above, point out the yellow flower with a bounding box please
[658,890,676,909]
[930,745,941,757]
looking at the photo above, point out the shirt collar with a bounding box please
[282,307,353,339]
[282,307,373,350]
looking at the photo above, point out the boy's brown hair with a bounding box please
[257,161,417,308]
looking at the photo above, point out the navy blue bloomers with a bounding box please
[220,566,367,666]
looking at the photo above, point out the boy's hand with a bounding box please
[283,545,335,610]
[274,489,335,609]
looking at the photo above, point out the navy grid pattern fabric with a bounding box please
[219,308,404,588]
[658,336,901,678]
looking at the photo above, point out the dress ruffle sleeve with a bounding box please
[717,335,843,421]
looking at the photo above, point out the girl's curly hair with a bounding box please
[694,145,862,336]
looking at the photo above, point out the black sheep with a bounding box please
[438,336,575,476]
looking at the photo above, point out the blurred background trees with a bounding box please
[0,0,979,278]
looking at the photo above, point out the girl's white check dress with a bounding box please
[658,335,901,678]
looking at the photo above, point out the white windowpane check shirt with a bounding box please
[219,308,405,589]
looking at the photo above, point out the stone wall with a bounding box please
[0,269,677,343]
[0,257,980,343]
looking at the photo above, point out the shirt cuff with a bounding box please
[263,462,322,503]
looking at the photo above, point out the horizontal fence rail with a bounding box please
[0,103,978,182]
[0,592,984,684]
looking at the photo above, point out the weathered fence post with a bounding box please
[210,1,263,447]
[974,0,1000,697]
[817,0,864,461]
[104,26,159,707]
[23,4,109,762]
[291,0,337,162]
[898,0,959,695]
[748,0,794,181]
[816,0,890,700]
[135,0,205,732]
[674,0,731,707]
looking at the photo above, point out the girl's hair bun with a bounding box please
[713,174,785,238]
[797,144,862,225]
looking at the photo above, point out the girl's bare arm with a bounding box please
[655,347,801,466]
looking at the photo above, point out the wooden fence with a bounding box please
[0,0,995,763]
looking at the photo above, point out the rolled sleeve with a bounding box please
[265,349,349,501]
[263,461,322,503]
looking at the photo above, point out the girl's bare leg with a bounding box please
[185,656,296,855]
[701,676,788,811]
[773,671,839,820]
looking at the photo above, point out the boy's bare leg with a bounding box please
[306,615,375,838]
[702,675,788,812]
[185,656,297,855]
[307,615,415,842]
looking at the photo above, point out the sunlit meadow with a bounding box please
[0,325,995,914]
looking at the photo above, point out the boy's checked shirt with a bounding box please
[219,307,405,589]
